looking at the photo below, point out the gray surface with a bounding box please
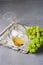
[0,0,43,65]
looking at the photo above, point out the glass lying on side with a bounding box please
[0,22,30,54]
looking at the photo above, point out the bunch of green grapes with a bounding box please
[27,37,43,53]
[26,26,43,53]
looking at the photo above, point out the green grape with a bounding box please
[32,35,36,39]
[41,32,43,36]
[37,32,40,38]
[27,43,32,52]
[29,49,36,53]
[32,39,36,44]
[36,26,40,32]
[29,30,32,34]
[33,29,36,34]
[40,37,43,45]
[30,26,33,30]
[36,44,40,48]
[31,49,36,53]
[29,35,33,40]
[32,44,35,48]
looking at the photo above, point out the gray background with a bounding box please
[0,0,43,65]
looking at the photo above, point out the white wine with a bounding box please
[12,36,25,46]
